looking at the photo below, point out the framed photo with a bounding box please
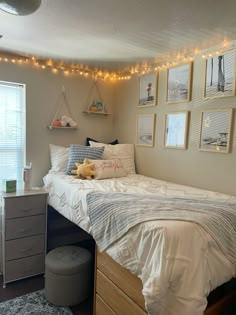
[166,63,192,103]
[204,51,235,99]
[164,111,189,149]
[139,72,157,107]
[136,114,156,146]
[199,108,233,153]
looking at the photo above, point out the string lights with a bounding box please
[0,40,235,81]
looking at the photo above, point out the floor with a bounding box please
[0,275,93,315]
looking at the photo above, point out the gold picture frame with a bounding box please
[138,72,157,107]
[166,62,193,104]
[164,111,189,149]
[136,114,156,146]
[199,108,233,153]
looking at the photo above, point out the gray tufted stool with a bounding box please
[45,246,92,306]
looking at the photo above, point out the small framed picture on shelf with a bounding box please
[204,51,235,99]
[199,108,233,153]
[136,114,156,146]
[95,101,104,112]
[166,63,192,103]
[164,111,189,149]
[139,72,157,107]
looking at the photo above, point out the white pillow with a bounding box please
[89,159,127,179]
[49,144,69,172]
[89,141,136,174]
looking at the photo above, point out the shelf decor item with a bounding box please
[136,114,156,146]
[48,86,78,130]
[166,63,192,103]
[204,51,235,99]
[138,72,157,107]
[199,108,233,153]
[164,111,189,149]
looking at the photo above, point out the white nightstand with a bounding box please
[1,189,48,287]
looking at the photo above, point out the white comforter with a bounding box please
[43,172,235,315]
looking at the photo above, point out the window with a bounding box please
[0,81,25,188]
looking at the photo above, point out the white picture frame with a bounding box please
[138,73,157,107]
[136,114,156,146]
[166,63,192,103]
[164,111,189,149]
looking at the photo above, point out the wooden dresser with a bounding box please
[94,249,236,315]
[1,190,48,287]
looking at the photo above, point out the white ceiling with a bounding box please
[0,0,236,71]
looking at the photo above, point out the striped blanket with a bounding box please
[87,191,236,268]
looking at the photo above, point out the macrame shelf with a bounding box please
[48,86,78,130]
[82,77,111,115]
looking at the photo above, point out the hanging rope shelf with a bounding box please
[82,76,111,115]
[48,86,78,130]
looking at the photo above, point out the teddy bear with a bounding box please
[71,158,95,180]
[60,115,77,127]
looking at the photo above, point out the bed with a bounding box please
[43,170,236,315]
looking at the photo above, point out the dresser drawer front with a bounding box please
[5,254,45,282]
[4,195,47,219]
[97,270,146,315]
[5,215,46,240]
[5,235,45,261]
[96,294,116,315]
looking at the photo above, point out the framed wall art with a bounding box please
[199,108,233,153]
[138,72,157,107]
[166,63,192,103]
[136,114,156,146]
[204,51,235,99]
[164,111,189,149]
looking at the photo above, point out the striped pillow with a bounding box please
[67,144,104,174]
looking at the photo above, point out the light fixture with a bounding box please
[0,0,41,16]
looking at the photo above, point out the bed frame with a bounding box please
[47,206,236,315]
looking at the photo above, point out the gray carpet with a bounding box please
[0,289,73,314]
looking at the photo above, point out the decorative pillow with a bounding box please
[89,159,127,179]
[85,137,119,146]
[49,144,69,172]
[89,141,136,174]
[67,144,105,174]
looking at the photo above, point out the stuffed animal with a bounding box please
[61,115,77,127]
[71,158,95,180]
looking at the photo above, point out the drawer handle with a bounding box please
[19,228,32,234]
[19,247,33,253]
[21,208,33,213]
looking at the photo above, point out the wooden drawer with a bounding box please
[5,234,45,261]
[97,270,146,315]
[5,254,45,282]
[5,214,46,240]
[96,294,116,315]
[4,195,47,219]
[97,251,145,310]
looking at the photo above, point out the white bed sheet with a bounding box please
[43,172,235,315]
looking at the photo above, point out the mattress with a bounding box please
[43,172,235,315]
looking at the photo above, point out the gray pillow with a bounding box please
[67,144,104,174]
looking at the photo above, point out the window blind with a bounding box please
[0,81,25,187]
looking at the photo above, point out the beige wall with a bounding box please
[113,55,236,196]
[0,62,116,186]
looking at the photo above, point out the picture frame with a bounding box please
[164,111,189,149]
[204,51,235,99]
[138,72,157,107]
[199,108,233,153]
[136,114,156,146]
[166,62,192,103]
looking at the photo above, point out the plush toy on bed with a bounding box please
[71,158,95,180]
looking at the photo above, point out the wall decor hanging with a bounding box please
[204,51,235,99]
[138,72,157,107]
[164,111,189,149]
[136,114,156,146]
[199,108,233,153]
[166,63,192,103]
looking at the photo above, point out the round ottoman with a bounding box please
[45,246,92,306]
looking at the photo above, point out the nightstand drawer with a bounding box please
[5,254,45,282]
[5,214,46,240]
[5,235,45,261]
[4,195,47,219]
